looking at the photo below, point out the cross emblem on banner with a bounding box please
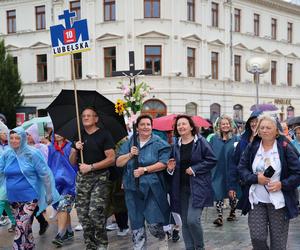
[58,10,76,29]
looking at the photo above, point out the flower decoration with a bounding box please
[115,81,152,122]
[115,99,126,115]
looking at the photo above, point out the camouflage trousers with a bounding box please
[76,171,110,250]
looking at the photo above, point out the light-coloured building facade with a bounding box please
[1,0,300,121]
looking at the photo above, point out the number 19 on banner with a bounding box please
[63,28,76,44]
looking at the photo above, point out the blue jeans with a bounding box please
[125,189,166,230]
[180,188,204,250]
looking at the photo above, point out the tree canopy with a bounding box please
[0,39,23,128]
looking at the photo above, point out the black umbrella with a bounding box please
[46,89,127,143]
[287,116,300,128]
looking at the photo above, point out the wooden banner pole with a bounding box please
[71,53,84,163]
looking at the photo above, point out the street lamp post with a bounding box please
[246,57,270,108]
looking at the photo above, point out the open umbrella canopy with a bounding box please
[287,116,300,128]
[21,116,52,137]
[250,103,278,112]
[153,114,211,131]
[46,89,127,143]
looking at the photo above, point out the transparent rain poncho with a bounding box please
[0,126,60,215]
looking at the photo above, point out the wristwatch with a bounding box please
[91,164,95,171]
[143,167,148,175]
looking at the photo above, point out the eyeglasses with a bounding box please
[81,114,97,118]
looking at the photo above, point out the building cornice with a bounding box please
[241,0,300,15]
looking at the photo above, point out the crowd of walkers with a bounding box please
[1,109,300,250]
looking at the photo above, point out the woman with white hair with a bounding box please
[238,114,300,250]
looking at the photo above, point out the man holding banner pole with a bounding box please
[69,107,115,250]
[50,9,116,250]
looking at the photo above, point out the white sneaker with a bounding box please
[0,216,9,226]
[74,224,83,231]
[106,222,118,231]
[117,228,129,236]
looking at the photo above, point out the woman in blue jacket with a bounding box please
[116,115,171,250]
[238,114,300,250]
[167,115,217,250]
[0,127,60,250]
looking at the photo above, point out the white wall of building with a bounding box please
[0,0,300,120]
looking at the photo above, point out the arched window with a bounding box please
[233,104,243,121]
[210,103,221,123]
[185,102,197,116]
[287,106,295,119]
[142,99,167,118]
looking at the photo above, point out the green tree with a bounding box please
[0,39,23,128]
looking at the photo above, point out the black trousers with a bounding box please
[115,211,129,230]
[32,206,47,225]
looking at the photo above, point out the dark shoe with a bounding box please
[227,211,236,221]
[166,231,171,240]
[172,229,180,242]
[213,217,223,226]
[8,224,16,233]
[66,231,74,240]
[52,234,67,247]
[39,221,49,235]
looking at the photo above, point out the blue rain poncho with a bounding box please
[0,127,60,215]
[48,137,78,196]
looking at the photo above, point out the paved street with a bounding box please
[1,206,300,250]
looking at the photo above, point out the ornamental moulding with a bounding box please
[29,42,51,49]
[5,44,19,51]
[96,33,123,41]
[207,39,224,46]
[136,31,169,39]
[182,34,202,43]
[233,43,248,50]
